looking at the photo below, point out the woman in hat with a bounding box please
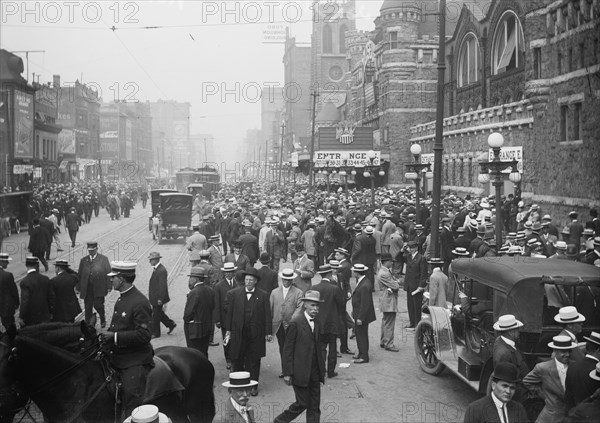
[50,259,81,323]
[524,335,579,422]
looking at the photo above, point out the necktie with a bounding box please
[502,404,508,423]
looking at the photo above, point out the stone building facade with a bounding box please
[409,0,600,224]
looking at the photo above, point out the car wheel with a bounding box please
[414,319,445,375]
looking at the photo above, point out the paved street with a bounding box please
[7,206,479,423]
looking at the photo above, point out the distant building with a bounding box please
[260,86,284,164]
[189,133,215,168]
[33,80,62,183]
[148,100,191,172]
[408,0,600,223]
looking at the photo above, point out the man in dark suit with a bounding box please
[0,253,19,329]
[351,226,377,286]
[439,217,455,273]
[350,264,376,364]
[77,242,112,328]
[492,315,530,402]
[403,240,428,330]
[65,207,82,248]
[183,266,215,358]
[565,331,600,410]
[312,264,345,378]
[330,254,354,355]
[148,251,176,338]
[256,253,279,292]
[224,241,250,273]
[28,218,49,271]
[464,362,528,423]
[50,260,81,323]
[215,262,238,369]
[39,213,55,261]
[19,256,55,326]
[225,267,272,396]
[239,222,259,267]
[273,290,326,423]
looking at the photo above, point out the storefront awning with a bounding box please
[76,158,98,167]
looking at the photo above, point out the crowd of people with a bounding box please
[1,179,599,422]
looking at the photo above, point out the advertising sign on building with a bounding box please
[318,126,373,150]
[291,152,299,168]
[488,146,523,173]
[314,150,380,168]
[13,90,34,158]
[58,128,76,154]
[100,130,119,160]
[262,24,287,43]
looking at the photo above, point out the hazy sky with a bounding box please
[1,0,383,152]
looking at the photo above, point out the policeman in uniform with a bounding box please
[102,261,154,421]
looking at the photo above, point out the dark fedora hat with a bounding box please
[242,267,261,281]
[259,252,271,264]
[491,362,520,383]
[380,252,393,263]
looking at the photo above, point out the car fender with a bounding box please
[424,306,458,364]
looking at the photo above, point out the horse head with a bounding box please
[0,326,29,422]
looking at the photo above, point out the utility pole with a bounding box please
[430,0,447,259]
[308,90,319,188]
[278,122,285,189]
[265,139,268,180]
[11,51,45,83]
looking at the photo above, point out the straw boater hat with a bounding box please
[350,263,369,273]
[124,405,169,423]
[0,253,12,262]
[554,306,586,324]
[25,256,39,266]
[222,371,258,388]
[329,260,341,269]
[590,362,600,382]
[548,335,578,350]
[555,241,568,251]
[493,315,524,331]
[301,290,324,303]
[53,259,70,268]
[452,247,470,256]
[317,264,333,275]
[583,331,600,346]
[221,262,237,272]
[364,226,374,234]
[279,268,297,280]
[334,247,350,256]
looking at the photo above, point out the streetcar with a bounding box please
[175,167,220,200]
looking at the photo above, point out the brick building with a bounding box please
[408,0,600,224]
[342,0,470,185]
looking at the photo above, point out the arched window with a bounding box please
[323,25,333,54]
[457,33,480,87]
[492,10,525,75]
[339,24,347,53]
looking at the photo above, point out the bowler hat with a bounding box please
[259,252,271,264]
[380,253,393,263]
[242,267,261,281]
[301,290,324,303]
[407,240,418,248]
[492,362,520,383]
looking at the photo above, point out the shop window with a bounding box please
[492,11,525,75]
[458,33,480,87]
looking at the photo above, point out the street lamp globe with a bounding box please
[363,171,371,178]
[322,169,328,175]
[331,169,337,175]
[509,171,522,183]
[478,173,490,184]
[379,170,385,177]
[339,170,347,176]
[351,169,357,176]
[410,143,422,156]
[425,171,434,180]
[488,132,504,148]
[366,150,377,160]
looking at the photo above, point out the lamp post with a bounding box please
[404,143,431,224]
[478,132,520,248]
[278,122,285,189]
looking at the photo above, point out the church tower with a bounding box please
[311,0,356,114]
